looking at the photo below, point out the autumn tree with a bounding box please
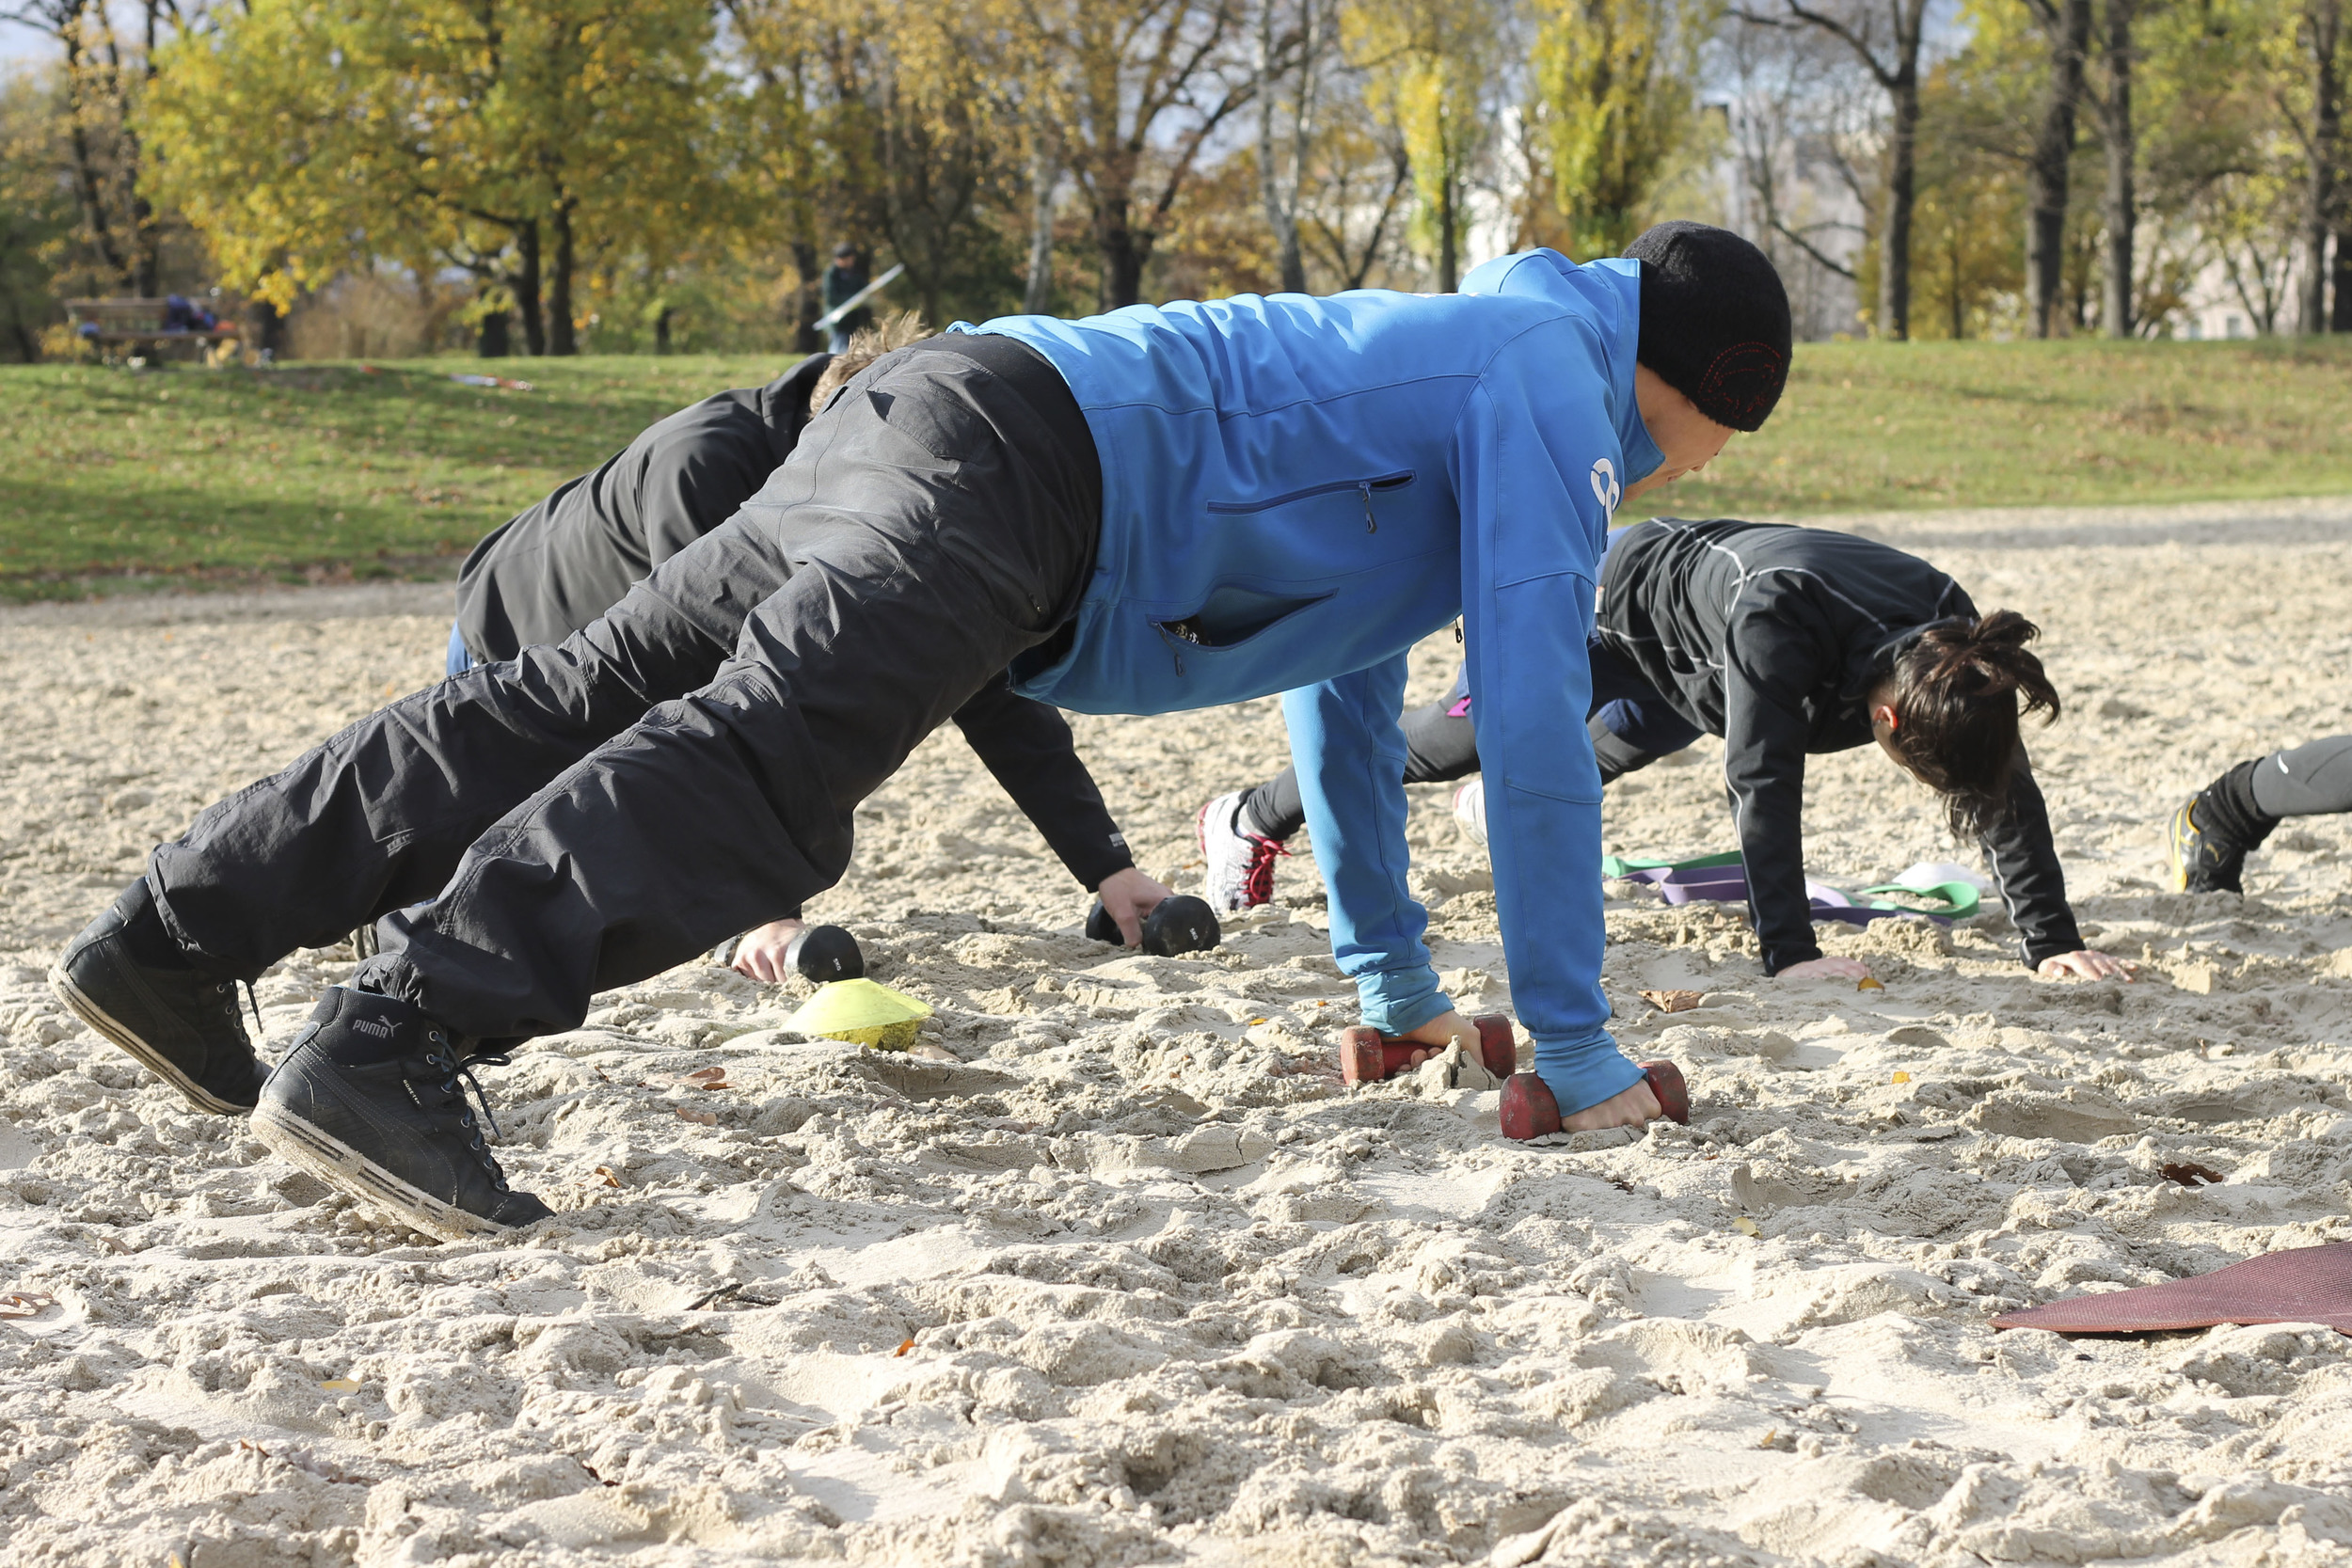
[1527,0,1717,259]
[978,0,1258,309]
[1742,0,1933,339]
[144,0,725,356]
[1346,0,1501,290]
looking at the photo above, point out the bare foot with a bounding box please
[1776,955,1871,981]
[1395,1010,1479,1070]
[1561,1078,1663,1132]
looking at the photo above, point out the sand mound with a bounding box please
[6,499,2352,1565]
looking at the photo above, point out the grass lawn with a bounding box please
[3,339,2348,602]
[0,354,786,601]
[1687,337,2352,516]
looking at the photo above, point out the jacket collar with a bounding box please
[1459,249,1664,487]
[1583,258,1667,488]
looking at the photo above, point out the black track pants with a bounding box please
[2249,734,2352,819]
[150,337,1100,1047]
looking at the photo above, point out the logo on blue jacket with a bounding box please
[1590,457,1621,515]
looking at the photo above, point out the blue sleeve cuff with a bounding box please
[1533,1032,1645,1116]
[1358,967,1454,1037]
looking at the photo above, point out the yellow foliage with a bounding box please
[1526,0,1714,261]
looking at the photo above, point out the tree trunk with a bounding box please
[653,305,674,355]
[790,239,822,354]
[1097,197,1152,309]
[478,307,511,358]
[1025,135,1057,314]
[2026,0,2092,339]
[548,203,577,356]
[58,29,130,290]
[1437,134,1459,293]
[4,296,38,363]
[1257,0,1311,294]
[2099,0,2136,337]
[1882,75,1919,341]
[122,0,160,297]
[512,221,545,356]
[2333,225,2352,329]
[2299,0,2343,334]
[250,297,288,358]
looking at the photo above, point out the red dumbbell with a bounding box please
[1339,1012,1518,1085]
[1500,1060,1690,1140]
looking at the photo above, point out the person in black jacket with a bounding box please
[1202,517,2130,984]
[821,242,872,353]
[451,329,1172,975]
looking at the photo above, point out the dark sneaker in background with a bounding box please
[49,877,266,1115]
[253,988,552,1242]
[2168,796,2248,895]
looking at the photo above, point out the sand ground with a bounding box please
[7,498,2352,1566]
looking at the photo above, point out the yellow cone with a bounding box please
[786,977,933,1051]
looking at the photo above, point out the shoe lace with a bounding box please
[1241,835,1291,907]
[210,979,265,1045]
[421,1033,516,1189]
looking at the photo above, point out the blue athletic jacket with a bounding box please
[969,250,1663,1111]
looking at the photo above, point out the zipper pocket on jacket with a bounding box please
[1205,470,1416,534]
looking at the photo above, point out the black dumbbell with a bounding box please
[1086,895,1222,957]
[785,924,866,982]
[717,923,866,981]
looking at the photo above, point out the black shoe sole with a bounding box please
[48,964,253,1117]
[252,1099,511,1243]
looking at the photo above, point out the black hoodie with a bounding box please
[1597,516,2083,974]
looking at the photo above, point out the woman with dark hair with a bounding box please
[1202,517,2130,983]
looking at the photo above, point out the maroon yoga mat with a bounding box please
[1992,1243,2352,1335]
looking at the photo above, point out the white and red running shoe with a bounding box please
[1452,778,1487,847]
[1198,791,1292,911]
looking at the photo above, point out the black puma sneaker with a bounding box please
[253,988,552,1241]
[49,878,266,1115]
[2168,797,2247,894]
[2169,759,2282,895]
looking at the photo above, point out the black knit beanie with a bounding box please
[1623,221,1792,433]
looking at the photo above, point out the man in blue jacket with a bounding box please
[51,223,1790,1239]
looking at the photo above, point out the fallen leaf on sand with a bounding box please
[893,1338,915,1357]
[2160,1161,2225,1187]
[681,1067,731,1090]
[1856,977,1885,991]
[1891,1071,1912,1085]
[1731,1217,1760,1237]
[0,1291,56,1318]
[1640,990,1704,1014]
[591,1166,622,1188]
[675,1107,719,1126]
[318,1378,361,1394]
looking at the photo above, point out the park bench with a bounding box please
[65,297,241,364]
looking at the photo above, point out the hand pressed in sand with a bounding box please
[1398,1010,1665,1131]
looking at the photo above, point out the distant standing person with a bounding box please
[822,242,872,354]
[2169,736,2352,892]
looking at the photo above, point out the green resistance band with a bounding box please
[1600,851,1982,921]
